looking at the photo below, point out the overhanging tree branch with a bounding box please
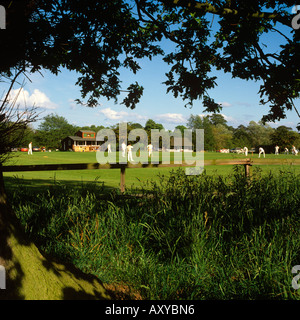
[1,0,298,126]
[0,68,24,111]
[161,0,292,28]
[0,70,39,164]
[291,99,300,119]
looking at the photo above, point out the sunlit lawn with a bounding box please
[3,151,300,190]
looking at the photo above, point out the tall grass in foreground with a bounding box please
[8,167,300,299]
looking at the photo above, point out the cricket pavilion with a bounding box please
[61,130,102,152]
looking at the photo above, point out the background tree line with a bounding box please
[187,114,300,152]
[12,113,300,152]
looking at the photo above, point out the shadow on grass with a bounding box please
[3,175,117,193]
[3,175,157,199]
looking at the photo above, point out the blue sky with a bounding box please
[11,58,299,132]
[4,9,300,132]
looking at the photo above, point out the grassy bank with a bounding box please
[6,167,300,299]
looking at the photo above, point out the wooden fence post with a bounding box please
[244,159,252,179]
[120,164,126,193]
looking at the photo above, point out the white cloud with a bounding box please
[68,99,77,110]
[154,113,187,124]
[98,107,147,122]
[221,114,239,126]
[217,101,232,108]
[98,107,129,120]
[267,120,298,130]
[8,88,58,110]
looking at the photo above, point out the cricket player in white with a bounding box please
[28,142,33,155]
[275,145,279,155]
[258,147,265,158]
[243,146,248,156]
[127,144,134,162]
[292,145,298,156]
[147,143,153,157]
[121,142,126,158]
[107,143,111,153]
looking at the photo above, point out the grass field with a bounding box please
[2,151,300,190]
[2,150,300,299]
[7,165,300,300]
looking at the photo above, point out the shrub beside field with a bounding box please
[7,167,300,299]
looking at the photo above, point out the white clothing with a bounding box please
[147,144,153,157]
[28,142,33,155]
[243,147,248,157]
[127,145,133,162]
[275,146,279,155]
[258,147,265,158]
[292,146,298,156]
[121,142,126,158]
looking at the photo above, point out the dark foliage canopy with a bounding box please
[1,0,299,128]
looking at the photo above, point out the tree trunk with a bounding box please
[0,166,110,300]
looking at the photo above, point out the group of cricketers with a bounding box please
[255,145,298,158]
[28,141,298,159]
[106,142,153,162]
